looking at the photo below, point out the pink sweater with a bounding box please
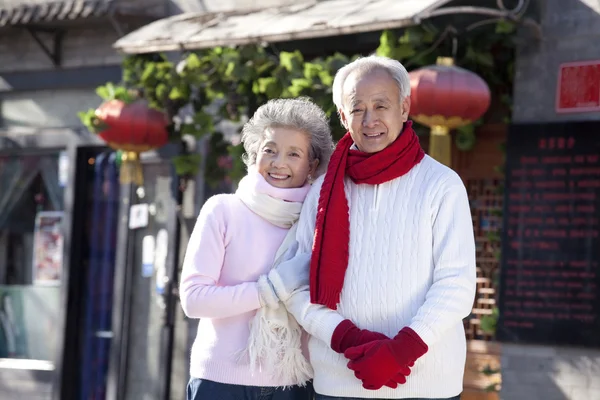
[180,179,310,387]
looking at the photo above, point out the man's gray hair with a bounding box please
[241,97,334,177]
[332,55,411,111]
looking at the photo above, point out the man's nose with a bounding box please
[363,110,378,128]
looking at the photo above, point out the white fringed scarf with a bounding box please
[235,169,313,386]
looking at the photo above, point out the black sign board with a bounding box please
[498,121,600,347]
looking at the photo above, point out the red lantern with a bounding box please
[95,100,169,185]
[409,57,491,167]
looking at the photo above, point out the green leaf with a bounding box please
[78,109,103,133]
[156,84,168,101]
[455,126,477,151]
[481,364,500,376]
[95,83,113,100]
[480,308,498,334]
[376,30,397,58]
[226,143,247,183]
[395,44,417,60]
[256,77,282,98]
[113,86,134,103]
[465,46,495,67]
[185,53,202,70]
[325,52,350,74]
[318,70,334,86]
[182,111,214,137]
[169,86,188,101]
[140,63,157,85]
[172,154,202,177]
[224,61,237,78]
[486,231,501,243]
[285,78,312,97]
[484,383,500,393]
[496,20,516,34]
[399,27,423,45]
[279,50,304,73]
[303,62,323,80]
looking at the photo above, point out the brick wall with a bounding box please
[505,1,600,399]
[512,0,600,123]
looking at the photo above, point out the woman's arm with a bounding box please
[179,196,262,319]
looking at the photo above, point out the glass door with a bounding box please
[0,152,64,363]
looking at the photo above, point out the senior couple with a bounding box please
[180,55,477,400]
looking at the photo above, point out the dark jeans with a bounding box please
[187,378,314,400]
[315,395,461,400]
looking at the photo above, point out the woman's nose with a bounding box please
[270,153,285,167]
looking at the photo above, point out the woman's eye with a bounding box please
[351,109,363,114]
[290,152,300,157]
[263,148,274,154]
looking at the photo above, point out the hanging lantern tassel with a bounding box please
[119,151,144,186]
[94,100,170,187]
[429,125,452,167]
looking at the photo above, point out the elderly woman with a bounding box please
[269,56,477,400]
[180,97,334,400]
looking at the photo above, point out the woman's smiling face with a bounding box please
[255,126,317,188]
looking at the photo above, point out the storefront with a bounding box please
[0,129,106,399]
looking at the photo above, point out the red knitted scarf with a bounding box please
[309,121,425,309]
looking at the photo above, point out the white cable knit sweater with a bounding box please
[284,155,477,399]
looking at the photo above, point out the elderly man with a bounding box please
[267,55,476,400]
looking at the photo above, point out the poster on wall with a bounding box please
[31,211,64,286]
[498,121,600,348]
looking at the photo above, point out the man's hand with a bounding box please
[332,320,412,389]
[344,327,428,390]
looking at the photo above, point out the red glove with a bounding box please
[344,327,428,390]
[331,320,410,389]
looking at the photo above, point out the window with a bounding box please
[0,152,64,361]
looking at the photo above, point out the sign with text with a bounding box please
[498,122,600,347]
[556,60,600,113]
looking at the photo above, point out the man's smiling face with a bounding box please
[339,68,410,153]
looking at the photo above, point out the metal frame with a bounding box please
[106,151,183,400]
[26,27,65,67]
[106,180,135,400]
[53,144,107,400]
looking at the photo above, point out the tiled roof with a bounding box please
[0,0,114,27]
[114,0,454,54]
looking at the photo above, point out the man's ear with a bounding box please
[339,108,350,130]
[401,97,411,122]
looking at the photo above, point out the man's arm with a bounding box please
[408,176,477,346]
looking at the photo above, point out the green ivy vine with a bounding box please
[79,21,516,187]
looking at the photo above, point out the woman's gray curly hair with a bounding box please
[241,97,334,177]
